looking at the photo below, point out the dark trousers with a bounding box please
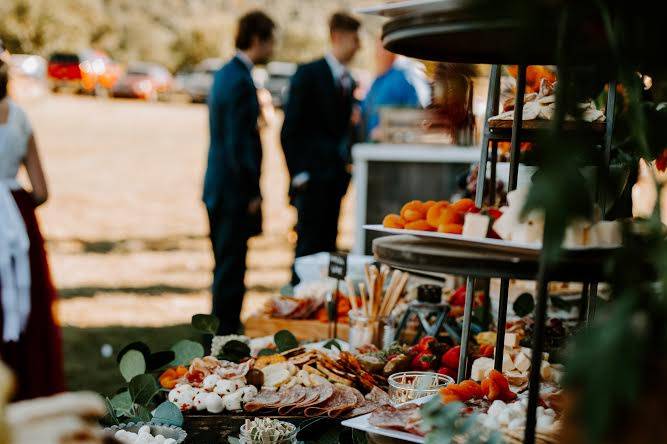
[291,180,346,285]
[207,206,251,335]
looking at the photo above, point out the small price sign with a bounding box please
[328,253,348,279]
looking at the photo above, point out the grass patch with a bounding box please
[62,324,201,396]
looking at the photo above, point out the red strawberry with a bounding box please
[411,352,436,371]
[441,345,461,370]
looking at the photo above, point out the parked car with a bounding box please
[265,61,296,108]
[111,62,173,101]
[177,58,223,103]
[47,50,121,95]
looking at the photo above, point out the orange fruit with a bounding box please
[439,208,464,225]
[400,200,425,220]
[438,223,463,234]
[422,200,437,212]
[405,220,436,231]
[426,201,450,228]
[383,214,406,229]
[450,198,476,214]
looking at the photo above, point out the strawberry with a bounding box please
[417,336,438,352]
[411,352,436,371]
[486,208,503,220]
[449,286,467,306]
[441,345,461,370]
[437,366,457,379]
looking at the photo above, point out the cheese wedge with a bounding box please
[463,213,490,239]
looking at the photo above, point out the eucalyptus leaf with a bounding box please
[147,351,176,372]
[153,401,184,427]
[257,348,278,356]
[129,374,160,405]
[323,339,342,351]
[274,330,298,353]
[170,339,205,366]
[109,390,133,417]
[513,293,535,317]
[132,404,152,423]
[104,397,120,425]
[222,340,251,359]
[119,349,146,382]
[192,314,220,334]
[117,341,150,364]
[227,438,241,444]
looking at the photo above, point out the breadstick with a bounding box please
[368,275,376,320]
[359,283,368,317]
[382,272,409,317]
[345,277,359,311]
[379,270,400,317]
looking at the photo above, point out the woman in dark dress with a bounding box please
[0,59,65,399]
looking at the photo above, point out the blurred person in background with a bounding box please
[361,38,421,142]
[281,12,361,286]
[202,11,276,335]
[0,56,65,400]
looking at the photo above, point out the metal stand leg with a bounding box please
[587,282,598,325]
[481,279,491,329]
[489,141,498,205]
[524,259,550,444]
[598,80,618,216]
[579,282,590,323]
[508,65,527,191]
[493,278,510,370]
[457,277,476,382]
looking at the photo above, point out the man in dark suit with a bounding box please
[203,11,275,334]
[281,12,361,285]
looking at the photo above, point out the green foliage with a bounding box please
[129,374,160,405]
[274,330,299,352]
[109,390,133,418]
[421,397,503,444]
[153,400,185,427]
[192,314,220,335]
[170,339,205,367]
[323,339,342,351]
[513,293,535,317]
[218,340,251,363]
[257,348,278,356]
[119,349,146,382]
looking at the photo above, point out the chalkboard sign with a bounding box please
[328,253,347,279]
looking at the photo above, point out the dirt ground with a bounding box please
[19,94,355,329]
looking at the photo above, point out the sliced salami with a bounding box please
[278,387,320,415]
[368,403,421,430]
[326,386,359,418]
[276,385,307,409]
[243,389,282,412]
[365,386,390,405]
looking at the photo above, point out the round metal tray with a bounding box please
[372,235,611,282]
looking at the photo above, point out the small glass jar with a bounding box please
[348,309,390,351]
[239,420,298,444]
[388,371,454,405]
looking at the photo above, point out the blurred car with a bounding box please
[47,50,121,95]
[111,62,173,101]
[176,58,223,103]
[265,61,296,108]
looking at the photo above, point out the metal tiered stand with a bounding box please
[364,2,619,443]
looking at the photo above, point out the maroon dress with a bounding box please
[0,189,65,400]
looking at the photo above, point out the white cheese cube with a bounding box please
[463,213,490,239]
[513,352,531,373]
[504,333,518,348]
[470,357,494,381]
[503,352,515,373]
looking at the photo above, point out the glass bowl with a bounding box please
[239,419,299,444]
[388,371,454,404]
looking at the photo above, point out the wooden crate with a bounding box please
[244,315,349,342]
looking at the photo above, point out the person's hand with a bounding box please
[248,197,262,215]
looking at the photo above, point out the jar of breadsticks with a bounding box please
[345,264,409,351]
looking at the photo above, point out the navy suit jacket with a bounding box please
[203,56,262,213]
[281,58,356,191]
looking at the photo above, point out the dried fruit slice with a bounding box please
[450,198,476,213]
[400,200,425,221]
[404,220,436,231]
[438,223,463,234]
[426,201,450,228]
[383,214,406,229]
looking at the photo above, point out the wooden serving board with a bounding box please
[244,314,350,342]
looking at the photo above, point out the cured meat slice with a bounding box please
[365,387,390,405]
[275,385,307,409]
[368,403,422,431]
[277,387,319,415]
[280,382,334,415]
[327,386,361,418]
[243,389,281,412]
[304,386,356,418]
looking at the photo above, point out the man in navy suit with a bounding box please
[281,12,361,285]
[203,11,275,334]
